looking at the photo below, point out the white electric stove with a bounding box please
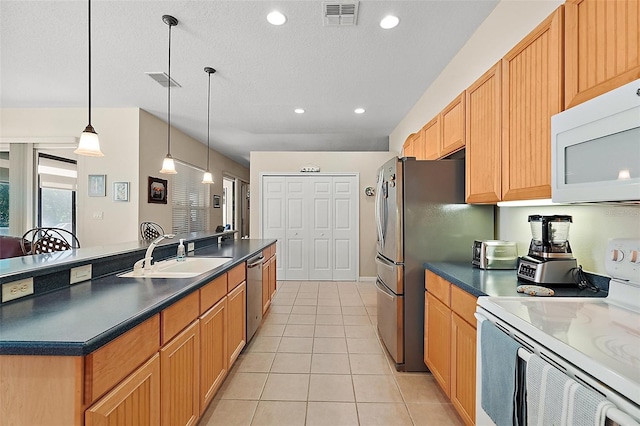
[476,238,640,425]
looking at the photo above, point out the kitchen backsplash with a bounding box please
[497,204,640,276]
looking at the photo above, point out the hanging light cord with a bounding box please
[87,0,92,127]
[206,70,211,171]
[167,20,172,156]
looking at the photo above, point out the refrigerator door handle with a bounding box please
[375,278,395,300]
[375,254,395,270]
[375,169,385,249]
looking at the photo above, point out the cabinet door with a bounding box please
[403,133,415,157]
[269,255,277,300]
[465,63,502,204]
[440,92,466,157]
[227,281,247,367]
[451,313,477,426]
[422,117,440,160]
[565,0,640,108]
[200,297,228,413]
[411,131,425,159]
[86,354,160,426]
[501,7,563,201]
[424,292,451,397]
[262,258,271,315]
[161,321,200,426]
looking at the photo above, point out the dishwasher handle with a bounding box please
[247,255,265,268]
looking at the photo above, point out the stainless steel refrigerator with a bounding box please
[374,157,494,371]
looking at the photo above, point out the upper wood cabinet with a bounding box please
[465,63,502,203]
[423,116,441,160]
[501,6,563,201]
[411,130,426,159]
[440,92,466,157]
[565,0,640,109]
[402,133,416,157]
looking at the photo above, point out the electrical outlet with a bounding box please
[2,278,34,303]
[187,242,195,252]
[70,264,92,285]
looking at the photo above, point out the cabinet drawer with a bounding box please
[264,245,273,259]
[425,270,450,306]
[451,285,477,327]
[227,262,246,292]
[161,291,199,345]
[85,314,160,404]
[200,274,227,314]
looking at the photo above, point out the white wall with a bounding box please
[389,0,640,276]
[250,151,397,278]
[0,108,140,247]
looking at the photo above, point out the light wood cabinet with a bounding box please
[501,6,563,201]
[200,296,228,413]
[160,321,200,426]
[269,255,277,300]
[424,270,478,426]
[465,63,502,203]
[402,133,416,157]
[565,0,640,109]
[262,243,278,314]
[451,312,477,426]
[422,117,440,160]
[85,354,161,426]
[440,92,466,157]
[227,281,247,367]
[424,291,451,396]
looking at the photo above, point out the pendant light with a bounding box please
[202,67,216,184]
[74,0,104,157]
[159,15,178,174]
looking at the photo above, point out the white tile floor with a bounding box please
[198,280,463,426]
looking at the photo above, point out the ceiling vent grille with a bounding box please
[145,72,181,88]
[323,1,359,26]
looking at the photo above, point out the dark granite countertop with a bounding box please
[0,239,275,356]
[424,262,609,299]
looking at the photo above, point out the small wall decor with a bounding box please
[113,181,129,202]
[88,174,106,197]
[213,194,221,208]
[148,176,168,204]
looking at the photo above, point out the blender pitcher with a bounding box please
[527,215,573,258]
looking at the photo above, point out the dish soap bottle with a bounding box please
[177,239,186,261]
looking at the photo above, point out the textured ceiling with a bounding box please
[0,0,498,167]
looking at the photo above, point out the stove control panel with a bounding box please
[605,238,640,284]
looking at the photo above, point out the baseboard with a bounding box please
[358,276,376,282]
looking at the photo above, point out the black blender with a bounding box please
[517,215,577,284]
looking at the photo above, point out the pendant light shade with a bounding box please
[160,15,178,174]
[202,66,216,184]
[75,0,104,157]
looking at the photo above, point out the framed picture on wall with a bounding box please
[148,176,168,204]
[113,182,129,202]
[213,194,221,208]
[88,174,106,197]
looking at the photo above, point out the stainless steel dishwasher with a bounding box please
[246,252,264,342]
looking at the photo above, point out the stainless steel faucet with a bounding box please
[133,234,175,274]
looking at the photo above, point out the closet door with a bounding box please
[332,176,358,281]
[285,177,308,280]
[263,176,286,280]
[309,176,332,280]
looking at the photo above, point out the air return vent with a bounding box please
[323,1,359,26]
[145,72,181,88]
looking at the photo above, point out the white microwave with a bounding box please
[551,79,640,203]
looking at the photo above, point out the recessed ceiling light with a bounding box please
[380,15,399,29]
[294,108,305,114]
[354,108,365,114]
[267,11,287,26]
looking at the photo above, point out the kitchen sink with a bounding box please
[119,257,233,278]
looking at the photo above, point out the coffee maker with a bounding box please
[517,215,577,284]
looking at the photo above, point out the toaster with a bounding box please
[472,240,518,270]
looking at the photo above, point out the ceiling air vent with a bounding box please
[323,1,359,26]
[145,72,181,88]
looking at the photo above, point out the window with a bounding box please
[37,153,77,237]
[0,151,9,235]
[172,161,210,234]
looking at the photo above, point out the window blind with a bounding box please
[172,161,210,234]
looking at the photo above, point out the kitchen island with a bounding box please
[0,235,276,426]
